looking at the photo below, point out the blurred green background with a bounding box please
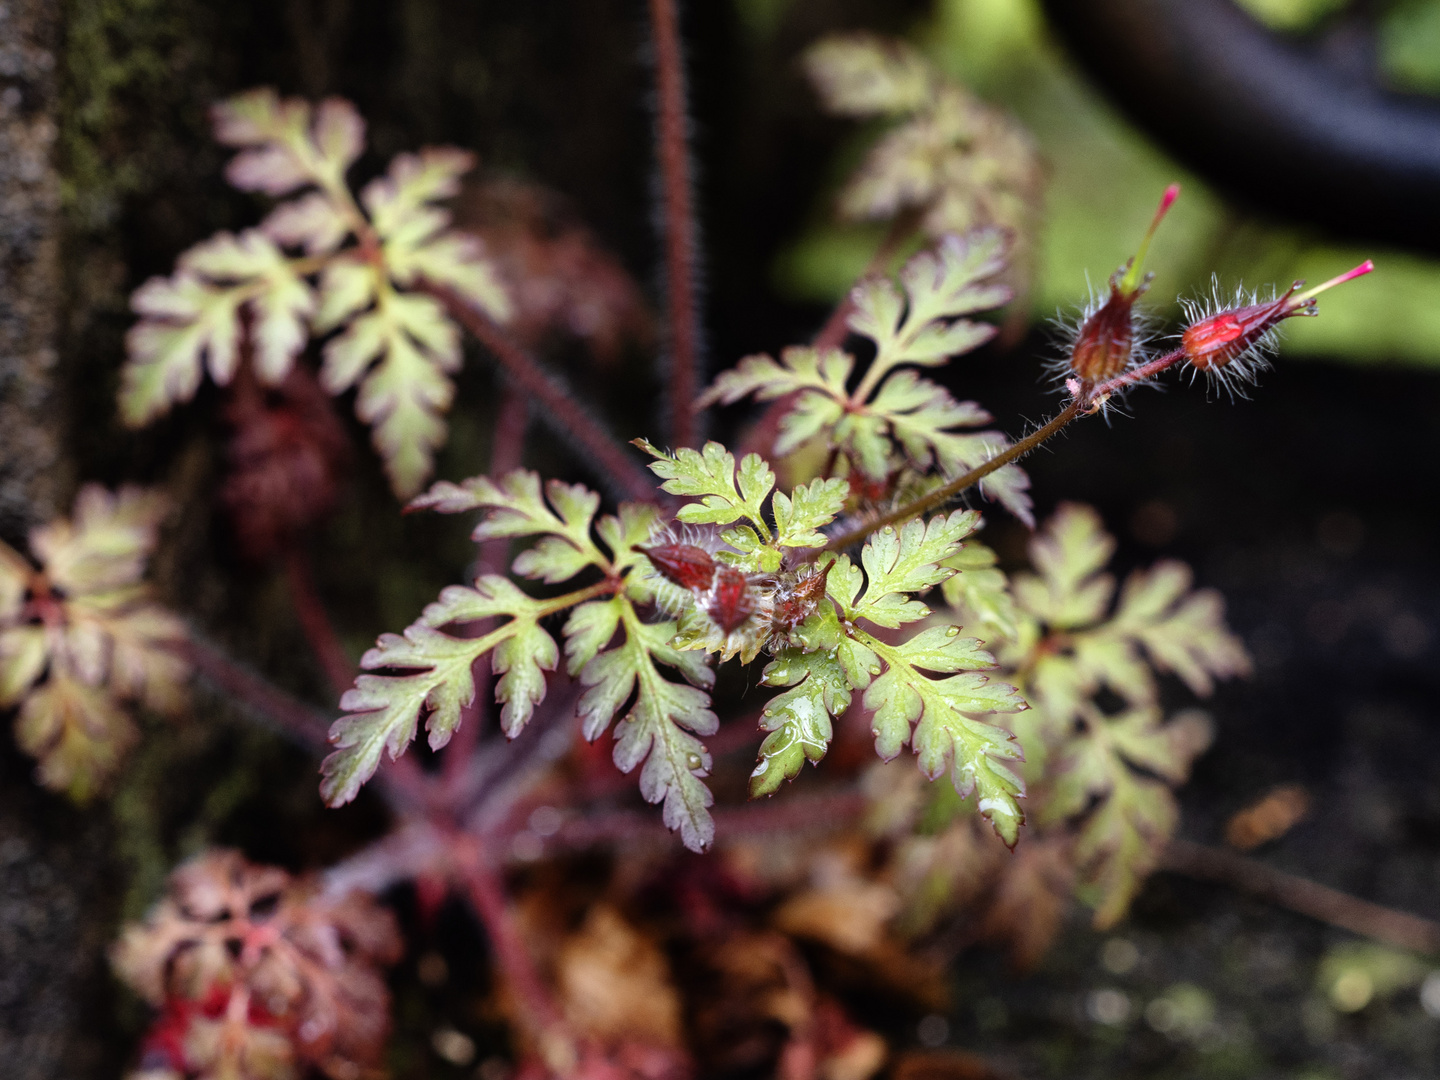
[765,0,1440,365]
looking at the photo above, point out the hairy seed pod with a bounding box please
[1068,184,1178,384]
[639,543,716,591]
[1070,290,1139,382]
[1182,291,1301,371]
[1182,260,1373,375]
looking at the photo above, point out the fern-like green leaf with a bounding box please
[771,477,849,549]
[805,36,1041,244]
[861,626,1027,845]
[1012,502,1116,629]
[15,673,138,804]
[803,34,935,116]
[122,227,318,425]
[363,149,511,321]
[940,540,1020,642]
[320,288,459,497]
[213,90,364,195]
[411,469,608,580]
[752,643,853,798]
[0,486,186,801]
[1048,706,1212,927]
[1110,562,1253,695]
[576,600,718,851]
[851,510,980,628]
[636,440,775,538]
[849,231,1010,377]
[322,575,576,804]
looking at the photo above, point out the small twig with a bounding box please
[282,547,356,701]
[822,399,1085,553]
[1162,838,1440,956]
[648,0,703,449]
[422,282,656,504]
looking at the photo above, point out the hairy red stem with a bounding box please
[534,790,867,855]
[172,634,432,809]
[283,547,356,700]
[648,0,703,449]
[423,282,656,503]
[822,399,1083,552]
[1163,838,1440,955]
[456,839,572,1054]
[177,635,332,754]
[820,348,1192,552]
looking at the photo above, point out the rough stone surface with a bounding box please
[0,740,118,1080]
[0,0,62,543]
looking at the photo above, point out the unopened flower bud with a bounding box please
[1181,260,1374,382]
[705,565,756,633]
[639,543,716,591]
[1068,184,1179,384]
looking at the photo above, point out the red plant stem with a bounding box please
[456,839,570,1047]
[648,0,703,449]
[283,547,356,700]
[1163,839,1440,955]
[819,348,1192,553]
[171,634,433,810]
[176,635,332,754]
[423,282,656,503]
[535,790,867,855]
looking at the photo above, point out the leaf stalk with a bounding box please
[648,0,704,450]
[422,282,657,504]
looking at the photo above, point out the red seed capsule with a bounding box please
[1070,291,1138,382]
[1068,184,1178,385]
[1182,260,1374,373]
[1181,293,1296,371]
[639,543,716,591]
[705,565,754,633]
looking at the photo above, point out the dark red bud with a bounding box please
[1181,292,1299,371]
[639,543,716,591]
[705,565,755,633]
[1069,184,1180,385]
[1183,260,1373,372]
[1070,288,1138,382]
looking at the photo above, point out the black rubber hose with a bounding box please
[1041,0,1440,253]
